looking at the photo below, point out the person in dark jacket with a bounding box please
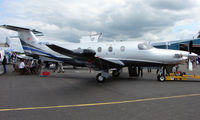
[197,31,200,38]
[2,55,7,73]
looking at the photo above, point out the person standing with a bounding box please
[147,67,151,73]
[58,62,64,73]
[172,66,177,73]
[137,67,143,77]
[19,59,26,74]
[2,55,7,73]
[30,60,37,74]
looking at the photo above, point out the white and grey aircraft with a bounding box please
[0,25,197,82]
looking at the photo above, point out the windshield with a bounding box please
[138,43,153,50]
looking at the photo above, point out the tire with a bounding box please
[96,73,105,83]
[157,75,165,82]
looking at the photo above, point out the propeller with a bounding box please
[188,41,196,71]
[188,31,200,70]
[197,31,200,38]
[189,41,193,54]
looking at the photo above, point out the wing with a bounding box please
[46,44,96,59]
[47,44,124,69]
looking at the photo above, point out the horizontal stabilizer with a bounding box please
[0,25,42,34]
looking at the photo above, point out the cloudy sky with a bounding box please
[0,0,200,52]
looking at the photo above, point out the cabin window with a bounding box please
[108,46,113,52]
[97,47,102,52]
[120,46,125,52]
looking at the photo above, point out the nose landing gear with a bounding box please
[157,67,166,82]
[157,75,165,81]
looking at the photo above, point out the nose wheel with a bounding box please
[157,67,166,82]
[157,75,165,81]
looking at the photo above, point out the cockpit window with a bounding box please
[138,43,153,50]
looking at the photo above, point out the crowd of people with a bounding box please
[15,59,42,75]
[1,54,65,75]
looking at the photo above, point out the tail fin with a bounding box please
[0,25,42,44]
[0,37,9,47]
[0,25,43,56]
[80,33,102,43]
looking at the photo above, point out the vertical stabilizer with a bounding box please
[0,25,64,62]
[0,25,43,56]
[80,33,102,43]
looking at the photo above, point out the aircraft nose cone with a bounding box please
[180,51,198,60]
[188,53,198,57]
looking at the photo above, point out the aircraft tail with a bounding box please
[80,33,102,43]
[0,25,43,57]
[0,37,10,47]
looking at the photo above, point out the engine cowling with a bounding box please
[74,49,96,57]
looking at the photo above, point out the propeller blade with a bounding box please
[188,59,193,71]
[189,41,193,54]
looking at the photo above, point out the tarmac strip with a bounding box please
[1,93,200,112]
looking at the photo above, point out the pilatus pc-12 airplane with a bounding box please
[0,25,197,82]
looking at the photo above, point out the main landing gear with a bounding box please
[96,71,110,83]
[112,70,120,77]
[96,69,121,83]
[96,73,106,83]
